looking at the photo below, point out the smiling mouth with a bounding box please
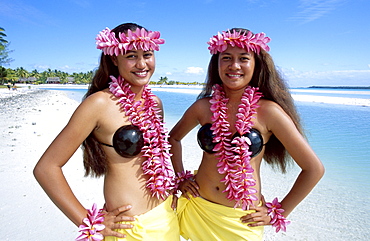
[134,71,148,77]
[227,74,243,78]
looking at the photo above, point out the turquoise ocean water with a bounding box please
[44,86,370,209]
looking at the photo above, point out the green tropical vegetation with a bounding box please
[0,27,8,46]
[0,26,203,87]
[1,27,14,74]
[0,67,203,86]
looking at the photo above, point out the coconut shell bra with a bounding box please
[100,125,144,158]
[197,123,265,158]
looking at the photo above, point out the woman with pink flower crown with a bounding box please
[34,23,179,241]
[169,28,325,241]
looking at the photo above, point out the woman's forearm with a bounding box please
[280,167,324,217]
[169,137,185,174]
[33,164,87,226]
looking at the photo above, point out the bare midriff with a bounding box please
[103,154,163,217]
[195,153,262,208]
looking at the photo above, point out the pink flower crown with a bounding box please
[207,29,270,55]
[96,27,165,56]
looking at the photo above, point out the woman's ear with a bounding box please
[111,56,118,66]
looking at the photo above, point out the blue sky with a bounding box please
[1,0,369,87]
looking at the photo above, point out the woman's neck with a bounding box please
[123,81,145,101]
[223,86,247,103]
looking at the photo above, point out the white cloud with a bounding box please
[291,0,346,24]
[32,64,50,71]
[166,72,172,75]
[59,65,72,70]
[185,67,204,75]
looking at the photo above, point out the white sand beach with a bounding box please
[1,86,369,240]
[0,88,104,240]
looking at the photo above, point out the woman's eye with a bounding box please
[143,52,154,58]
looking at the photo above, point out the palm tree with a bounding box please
[57,71,69,84]
[45,68,53,77]
[0,66,7,84]
[0,27,8,48]
[30,69,41,80]
[16,67,29,78]
[0,27,13,66]
[158,76,168,85]
[5,68,18,82]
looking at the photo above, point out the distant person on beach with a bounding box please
[34,23,179,240]
[7,82,11,90]
[169,28,325,240]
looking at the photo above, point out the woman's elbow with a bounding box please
[310,160,325,183]
[33,160,52,184]
[33,162,44,182]
[317,162,325,179]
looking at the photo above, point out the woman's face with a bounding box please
[218,45,255,91]
[112,49,155,87]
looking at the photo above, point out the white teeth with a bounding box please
[228,74,241,77]
[135,72,147,76]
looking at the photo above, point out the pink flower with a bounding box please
[76,203,105,241]
[207,29,270,55]
[96,27,165,56]
[109,76,175,200]
[210,84,262,210]
[266,198,291,232]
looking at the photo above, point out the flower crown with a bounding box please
[96,27,165,56]
[207,29,270,55]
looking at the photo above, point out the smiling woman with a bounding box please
[33,22,180,241]
[110,49,156,88]
[217,48,255,91]
[169,28,324,241]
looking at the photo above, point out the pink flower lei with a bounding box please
[210,84,262,210]
[109,75,174,199]
[207,29,270,55]
[76,203,105,241]
[96,27,165,56]
[266,197,291,232]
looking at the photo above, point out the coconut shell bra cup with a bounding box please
[197,123,265,158]
[100,125,144,158]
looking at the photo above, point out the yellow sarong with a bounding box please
[104,196,180,241]
[177,195,264,241]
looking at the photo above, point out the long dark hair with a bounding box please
[82,23,145,177]
[199,28,303,173]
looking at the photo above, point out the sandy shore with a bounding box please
[1,87,368,240]
[0,88,104,240]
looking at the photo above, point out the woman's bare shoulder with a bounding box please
[81,89,114,108]
[257,99,285,115]
[193,97,211,108]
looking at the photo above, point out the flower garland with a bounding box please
[266,198,291,232]
[109,75,174,199]
[76,203,105,241]
[96,27,165,56]
[207,29,270,55]
[174,170,195,193]
[210,84,262,210]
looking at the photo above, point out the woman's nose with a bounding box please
[136,57,146,69]
[229,60,241,70]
